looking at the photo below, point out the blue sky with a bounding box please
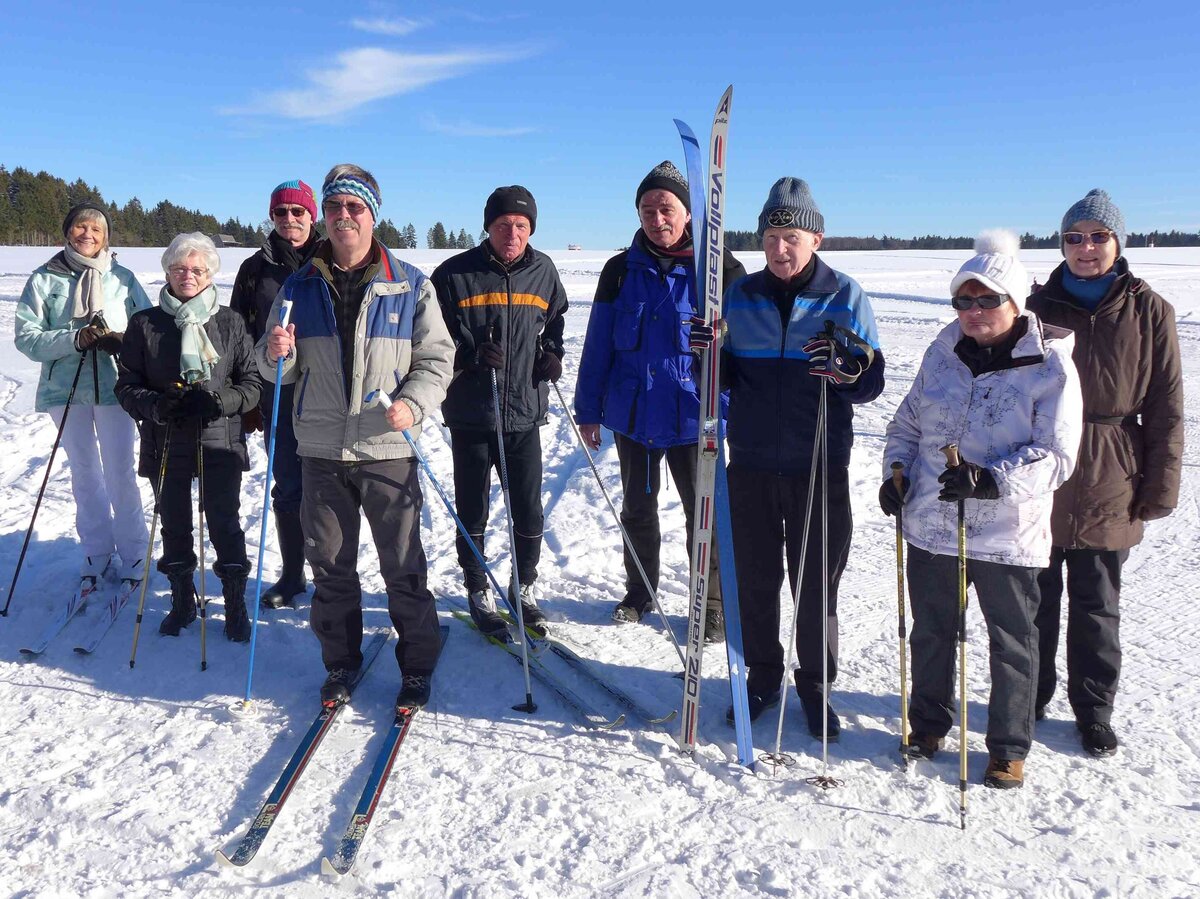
[1,1,1197,249]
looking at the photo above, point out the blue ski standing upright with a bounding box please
[674,86,754,766]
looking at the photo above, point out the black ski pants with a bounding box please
[154,453,247,574]
[614,432,720,615]
[907,546,1040,761]
[1035,546,1127,725]
[260,381,303,515]
[302,456,440,674]
[727,461,852,697]
[450,427,543,593]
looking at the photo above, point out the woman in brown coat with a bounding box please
[1027,189,1184,758]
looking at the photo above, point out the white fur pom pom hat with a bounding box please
[950,229,1030,314]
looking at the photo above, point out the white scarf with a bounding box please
[63,244,112,321]
[158,284,221,385]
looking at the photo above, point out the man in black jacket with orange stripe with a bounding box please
[431,186,568,636]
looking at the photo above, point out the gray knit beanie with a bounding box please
[757,177,824,238]
[1061,188,1126,253]
[635,160,690,212]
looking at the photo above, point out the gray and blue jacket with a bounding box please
[255,240,453,462]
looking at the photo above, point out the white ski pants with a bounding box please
[48,404,148,576]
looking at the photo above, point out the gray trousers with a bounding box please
[907,545,1040,761]
[301,456,440,674]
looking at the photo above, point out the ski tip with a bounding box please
[214,849,240,869]
[321,856,349,877]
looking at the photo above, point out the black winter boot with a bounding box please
[262,509,307,609]
[159,567,198,636]
[216,562,252,643]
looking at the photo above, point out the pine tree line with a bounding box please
[0,165,264,248]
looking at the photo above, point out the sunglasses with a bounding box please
[951,293,1007,311]
[168,266,209,278]
[323,200,370,217]
[272,205,309,219]
[1063,230,1114,246]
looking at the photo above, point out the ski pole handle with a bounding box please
[278,298,293,329]
[365,389,391,409]
[890,461,906,496]
[939,443,961,469]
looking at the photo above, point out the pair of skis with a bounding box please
[18,574,139,656]
[675,86,755,767]
[217,628,445,877]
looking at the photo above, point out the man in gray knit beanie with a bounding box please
[1061,188,1126,253]
[757,176,825,238]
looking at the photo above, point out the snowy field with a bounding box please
[1,244,1197,898]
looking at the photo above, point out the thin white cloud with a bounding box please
[350,16,427,36]
[423,114,537,138]
[221,46,532,121]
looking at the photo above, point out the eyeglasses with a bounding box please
[322,200,370,217]
[1063,230,1114,246]
[168,266,209,278]
[951,293,1007,311]
[272,206,309,219]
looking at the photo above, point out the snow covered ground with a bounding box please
[1,245,1197,897]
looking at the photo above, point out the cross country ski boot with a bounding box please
[216,561,251,643]
[519,582,549,636]
[468,587,507,639]
[159,564,198,636]
[321,668,356,707]
[396,671,433,711]
[261,509,307,609]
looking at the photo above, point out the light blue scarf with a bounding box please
[159,284,220,385]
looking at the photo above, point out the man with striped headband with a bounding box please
[430,186,569,637]
[259,163,454,710]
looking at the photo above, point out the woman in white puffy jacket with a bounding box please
[880,231,1082,790]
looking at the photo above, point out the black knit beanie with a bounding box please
[484,185,537,235]
[63,201,110,238]
[635,160,690,212]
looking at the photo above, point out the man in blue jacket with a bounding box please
[721,177,884,738]
[575,161,745,641]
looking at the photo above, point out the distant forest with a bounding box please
[4,166,1195,252]
[0,166,476,251]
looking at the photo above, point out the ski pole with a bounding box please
[549,380,686,669]
[940,442,968,830]
[366,388,537,715]
[197,422,208,672]
[130,421,174,668]
[805,377,842,791]
[239,299,293,712]
[762,381,824,771]
[486,322,536,714]
[2,351,89,617]
[892,461,910,765]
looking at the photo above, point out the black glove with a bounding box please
[75,322,109,352]
[241,407,264,433]
[879,475,910,516]
[175,389,223,423]
[804,332,866,385]
[532,351,562,383]
[688,315,716,353]
[937,461,999,502]
[475,341,504,370]
[154,384,187,424]
[96,331,124,356]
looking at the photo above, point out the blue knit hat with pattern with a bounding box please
[322,174,381,221]
[1061,188,1126,253]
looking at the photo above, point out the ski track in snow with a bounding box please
[1,247,1198,897]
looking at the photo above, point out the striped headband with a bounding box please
[322,176,381,221]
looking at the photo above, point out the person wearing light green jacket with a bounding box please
[14,203,153,582]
